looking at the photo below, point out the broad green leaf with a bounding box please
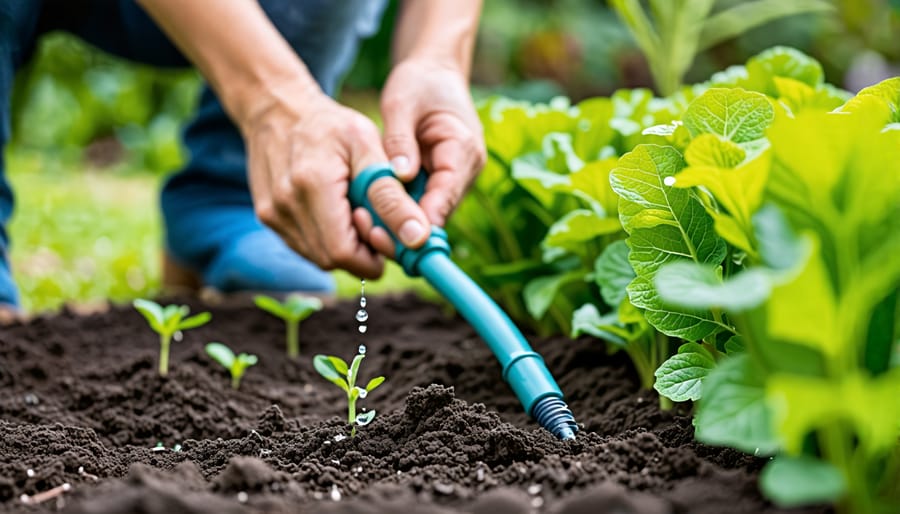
[683,134,746,168]
[760,456,846,507]
[773,77,849,114]
[610,145,727,340]
[284,294,323,321]
[682,88,773,143]
[594,240,635,307]
[569,158,620,216]
[205,342,235,369]
[254,294,288,319]
[698,1,833,53]
[570,303,629,346]
[177,311,211,331]
[511,153,569,208]
[133,299,164,333]
[724,335,745,355]
[314,354,349,392]
[543,133,584,174]
[695,354,779,455]
[744,46,825,95]
[768,370,900,456]
[573,97,615,160]
[753,205,810,272]
[627,275,724,341]
[542,210,622,256]
[523,271,582,319]
[840,77,900,124]
[654,342,716,402]
[767,249,837,357]
[655,262,773,312]
[365,376,385,392]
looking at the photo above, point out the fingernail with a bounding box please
[391,155,410,175]
[398,219,426,245]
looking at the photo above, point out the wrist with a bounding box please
[228,74,325,131]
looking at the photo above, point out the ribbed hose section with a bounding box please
[532,396,578,440]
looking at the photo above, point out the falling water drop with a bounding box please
[355,413,374,426]
[358,325,367,333]
[360,297,367,308]
[358,344,366,355]
[356,387,368,399]
[355,309,369,323]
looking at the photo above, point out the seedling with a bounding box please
[205,342,258,390]
[313,348,385,437]
[133,299,211,376]
[254,294,323,358]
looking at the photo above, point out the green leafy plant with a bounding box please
[609,0,833,95]
[132,299,211,376]
[631,78,900,511]
[313,349,385,437]
[254,294,323,358]
[205,342,258,390]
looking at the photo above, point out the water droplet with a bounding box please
[355,309,368,323]
[359,297,367,308]
[358,325,367,333]
[355,413,374,426]
[26,469,34,478]
[663,176,676,187]
[330,485,342,502]
[237,491,248,503]
[173,331,183,342]
[334,434,346,442]
[358,345,366,355]
[356,387,368,399]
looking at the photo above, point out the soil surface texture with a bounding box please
[0,294,829,514]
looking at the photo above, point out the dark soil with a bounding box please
[0,294,828,514]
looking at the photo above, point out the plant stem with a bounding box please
[348,393,356,438]
[159,333,170,376]
[286,319,299,358]
[231,375,240,390]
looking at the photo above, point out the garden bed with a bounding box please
[0,295,828,513]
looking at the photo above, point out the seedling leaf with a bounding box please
[314,355,349,392]
[284,295,324,321]
[178,312,212,331]
[133,299,164,332]
[254,294,288,319]
[365,376,385,392]
[327,356,349,376]
[205,342,235,369]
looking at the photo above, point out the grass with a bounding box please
[6,148,430,314]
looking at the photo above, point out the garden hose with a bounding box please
[349,164,578,440]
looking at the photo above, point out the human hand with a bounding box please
[354,59,486,257]
[241,82,432,279]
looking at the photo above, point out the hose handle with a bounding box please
[348,164,450,277]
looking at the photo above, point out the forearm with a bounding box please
[136,0,320,126]
[392,0,482,77]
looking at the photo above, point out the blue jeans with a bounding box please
[0,0,387,304]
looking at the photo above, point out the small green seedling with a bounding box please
[205,342,259,390]
[254,294,323,358]
[133,299,211,376]
[314,348,385,437]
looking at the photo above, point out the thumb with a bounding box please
[381,100,421,181]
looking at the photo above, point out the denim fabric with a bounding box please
[0,0,387,302]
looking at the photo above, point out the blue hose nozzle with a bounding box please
[349,164,578,440]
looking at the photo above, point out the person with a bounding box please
[0,0,486,307]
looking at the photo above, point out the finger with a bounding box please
[418,138,477,226]
[352,207,374,244]
[369,226,396,258]
[380,97,421,181]
[366,176,431,249]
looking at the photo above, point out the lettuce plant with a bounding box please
[133,299,211,376]
[254,294,323,358]
[205,342,258,390]
[627,78,900,511]
[313,349,385,437]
